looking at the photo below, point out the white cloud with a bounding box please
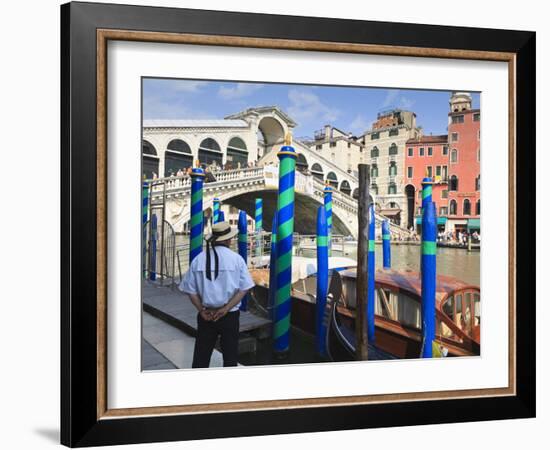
[287,89,340,125]
[218,83,263,100]
[169,80,209,93]
[349,114,372,134]
[381,89,415,110]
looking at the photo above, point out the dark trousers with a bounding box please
[192,310,240,368]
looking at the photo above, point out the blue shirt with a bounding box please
[179,246,255,311]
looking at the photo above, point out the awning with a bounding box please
[467,218,481,230]
[416,217,448,225]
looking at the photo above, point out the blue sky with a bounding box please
[143,78,480,138]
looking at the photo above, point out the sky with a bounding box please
[143,78,481,138]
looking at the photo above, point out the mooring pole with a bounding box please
[382,219,391,269]
[213,197,220,224]
[421,177,437,358]
[356,164,370,360]
[142,181,149,279]
[367,203,376,343]
[315,205,329,356]
[324,184,333,256]
[273,133,297,356]
[268,213,278,322]
[255,198,263,259]
[218,210,225,223]
[149,213,157,281]
[189,167,205,264]
[238,210,249,311]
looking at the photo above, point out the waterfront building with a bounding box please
[446,92,481,234]
[308,125,365,189]
[404,135,450,231]
[356,109,422,227]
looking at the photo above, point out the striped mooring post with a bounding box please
[189,167,205,265]
[213,197,221,225]
[268,213,278,322]
[367,203,376,342]
[142,182,149,278]
[218,210,225,223]
[238,210,249,311]
[149,213,157,281]
[273,136,297,355]
[420,177,437,358]
[255,198,263,258]
[382,219,391,269]
[324,184,333,256]
[315,205,329,356]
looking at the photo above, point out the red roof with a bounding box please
[406,134,448,144]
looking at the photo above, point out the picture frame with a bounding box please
[60,1,535,447]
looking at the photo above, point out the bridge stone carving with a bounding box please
[149,167,412,240]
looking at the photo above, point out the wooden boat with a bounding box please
[250,259,480,359]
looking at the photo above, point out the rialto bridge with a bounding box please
[142,106,360,198]
[148,166,412,240]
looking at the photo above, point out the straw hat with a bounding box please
[205,221,238,242]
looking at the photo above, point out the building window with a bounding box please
[407,167,413,178]
[452,115,465,124]
[408,147,413,157]
[330,141,337,148]
[475,175,480,191]
[473,113,480,122]
[477,148,480,162]
[442,146,449,156]
[463,199,471,216]
[451,132,459,142]
[478,130,480,140]
[389,128,399,136]
[449,199,457,215]
[442,166,448,180]
[389,161,397,176]
[428,147,433,156]
[476,200,481,215]
[417,206,422,215]
[419,147,425,156]
[315,144,322,150]
[436,165,441,177]
[347,142,351,148]
[427,166,434,178]
[371,183,378,195]
[449,175,459,191]
[450,149,458,163]
[388,182,397,195]
[389,143,398,156]
[418,190,422,199]
[371,164,378,178]
[440,206,448,216]
[371,146,379,158]
[442,189,448,199]
[371,132,380,140]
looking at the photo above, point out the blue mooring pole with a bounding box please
[149,213,157,281]
[213,197,220,224]
[238,210,248,311]
[142,182,149,279]
[421,177,437,358]
[315,205,329,356]
[189,167,205,265]
[218,210,225,223]
[382,220,391,269]
[268,213,278,322]
[367,203,376,342]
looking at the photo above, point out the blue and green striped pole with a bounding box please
[421,176,433,211]
[268,213,278,322]
[273,140,297,355]
[382,220,391,269]
[324,184,333,256]
[189,167,205,264]
[255,198,263,258]
[421,178,437,358]
[218,210,225,223]
[315,205,329,356]
[149,213,157,281]
[213,197,221,224]
[367,203,376,342]
[238,210,249,311]
[142,182,149,278]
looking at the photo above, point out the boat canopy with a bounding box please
[290,256,357,284]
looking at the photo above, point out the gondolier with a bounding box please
[179,221,255,368]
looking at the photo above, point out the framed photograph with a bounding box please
[61,1,535,447]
